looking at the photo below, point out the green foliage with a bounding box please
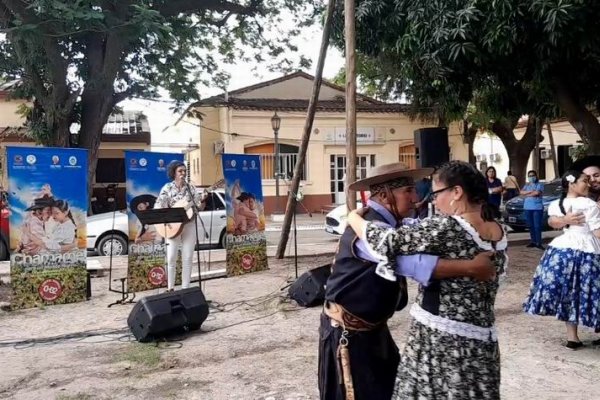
[330,0,600,128]
[117,343,161,367]
[0,0,322,145]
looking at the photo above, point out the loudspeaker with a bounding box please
[127,287,209,342]
[414,127,449,168]
[288,264,331,307]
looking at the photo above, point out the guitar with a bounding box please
[154,198,195,239]
[154,179,225,239]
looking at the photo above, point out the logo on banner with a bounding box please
[139,158,147,167]
[14,155,23,164]
[68,156,77,166]
[148,266,166,286]
[38,279,63,301]
[231,160,236,168]
[26,155,36,165]
[241,254,255,271]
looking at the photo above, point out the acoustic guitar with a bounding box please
[153,198,195,239]
[154,179,225,239]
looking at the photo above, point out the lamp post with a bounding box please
[271,112,281,214]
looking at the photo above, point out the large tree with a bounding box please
[0,0,318,200]
[330,0,600,171]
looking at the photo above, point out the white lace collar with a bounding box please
[451,215,508,251]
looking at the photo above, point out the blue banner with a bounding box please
[125,151,184,292]
[222,154,268,275]
[7,146,88,309]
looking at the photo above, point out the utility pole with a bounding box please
[275,0,336,258]
[345,0,357,211]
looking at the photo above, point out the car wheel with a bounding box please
[97,233,128,256]
[219,229,227,249]
[0,239,8,261]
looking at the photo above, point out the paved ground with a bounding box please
[1,222,589,400]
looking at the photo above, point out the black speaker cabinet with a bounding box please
[127,287,209,342]
[414,127,449,168]
[289,264,331,307]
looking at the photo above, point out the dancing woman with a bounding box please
[347,161,507,399]
[523,170,600,349]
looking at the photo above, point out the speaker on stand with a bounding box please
[414,127,450,169]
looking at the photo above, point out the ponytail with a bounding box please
[558,191,569,229]
[480,201,497,222]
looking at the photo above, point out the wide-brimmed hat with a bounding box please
[25,196,55,211]
[237,192,256,201]
[571,155,600,172]
[349,162,434,191]
[130,194,157,214]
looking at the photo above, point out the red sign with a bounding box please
[148,266,166,286]
[241,254,254,271]
[38,279,63,302]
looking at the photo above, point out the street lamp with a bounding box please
[271,112,281,214]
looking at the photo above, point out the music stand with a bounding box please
[135,207,189,292]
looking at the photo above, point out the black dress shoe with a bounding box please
[526,243,536,248]
[566,341,584,350]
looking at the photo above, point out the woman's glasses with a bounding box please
[429,187,453,201]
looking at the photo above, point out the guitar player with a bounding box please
[155,161,205,291]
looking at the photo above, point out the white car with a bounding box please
[324,202,363,235]
[87,189,228,256]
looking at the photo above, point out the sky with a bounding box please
[121,25,345,153]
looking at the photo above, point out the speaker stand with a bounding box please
[108,278,136,307]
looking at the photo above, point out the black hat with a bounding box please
[571,155,600,172]
[130,194,157,214]
[237,192,256,201]
[25,196,54,211]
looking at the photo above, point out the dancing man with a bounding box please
[318,162,496,400]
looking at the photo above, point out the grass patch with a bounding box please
[116,343,161,367]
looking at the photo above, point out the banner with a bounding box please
[222,154,268,276]
[125,151,184,292]
[7,146,88,309]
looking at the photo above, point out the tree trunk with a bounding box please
[491,116,542,185]
[462,120,477,165]
[79,87,116,213]
[275,0,335,259]
[554,79,600,154]
[546,121,560,178]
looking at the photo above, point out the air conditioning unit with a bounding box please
[540,149,552,159]
[476,154,487,162]
[489,153,501,162]
[213,141,225,155]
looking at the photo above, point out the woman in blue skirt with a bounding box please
[523,170,600,349]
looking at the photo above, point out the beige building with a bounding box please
[183,72,467,214]
[0,81,150,211]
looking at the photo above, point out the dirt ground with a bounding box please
[1,246,599,400]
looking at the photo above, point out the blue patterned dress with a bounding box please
[523,197,600,329]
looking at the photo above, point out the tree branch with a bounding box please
[154,0,260,18]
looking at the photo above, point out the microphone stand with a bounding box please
[185,181,207,289]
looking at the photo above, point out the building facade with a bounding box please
[183,72,467,214]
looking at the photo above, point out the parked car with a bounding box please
[87,189,228,256]
[325,202,363,235]
[502,180,561,232]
